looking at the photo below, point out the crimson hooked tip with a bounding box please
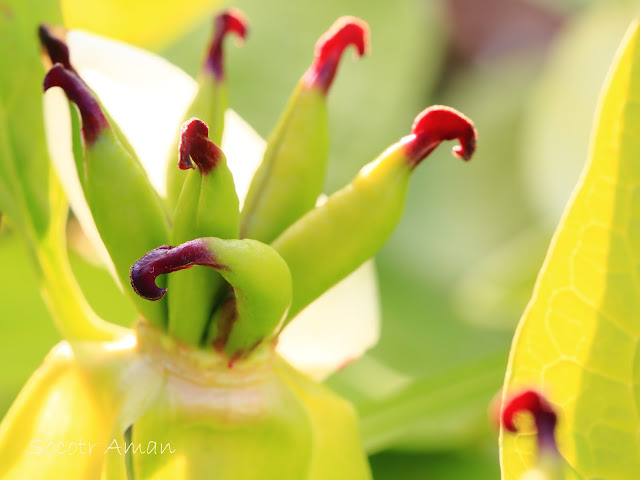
[405,106,477,167]
[43,64,108,145]
[217,9,248,42]
[129,245,173,301]
[178,118,223,174]
[501,389,559,453]
[130,239,226,301]
[303,16,369,94]
[205,9,249,80]
[38,24,73,71]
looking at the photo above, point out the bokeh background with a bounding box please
[1,0,639,477]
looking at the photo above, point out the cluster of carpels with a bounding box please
[40,11,477,361]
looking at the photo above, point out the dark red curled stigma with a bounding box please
[129,239,228,301]
[302,16,369,94]
[43,64,108,146]
[205,9,248,80]
[404,106,478,168]
[502,390,559,454]
[38,24,74,71]
[178,118,224,174]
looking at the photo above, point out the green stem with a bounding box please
[35,171,127,341]
[36,237,127,341]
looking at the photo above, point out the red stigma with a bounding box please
[178,118,223,175]
[502,389,559,453]
[43,64,108,146]
[205,9,248,80]
[405,106,477,168]
[130,239,227,301]
[303,16,369,94]
[38,24,74,71]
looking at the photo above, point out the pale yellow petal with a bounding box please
[0,338,162,480]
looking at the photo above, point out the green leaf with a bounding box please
[501,19,640,479]
[0,0,61,242]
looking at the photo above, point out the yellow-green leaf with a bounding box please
[500,19,640,479]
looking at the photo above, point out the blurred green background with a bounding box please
[1,0,639,477]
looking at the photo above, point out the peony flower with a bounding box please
[0,11,477,479]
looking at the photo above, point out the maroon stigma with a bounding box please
[38,24,74,71]
[302,16,369,94]
[130,239,228,301]
[178,118,224,174]
[43,64,108,146]
[502,389,559,454]
[205,9,248,81]
[404,106,477,168]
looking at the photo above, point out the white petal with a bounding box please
[221,110,266,208]
[67,30,197,195]
[277,260,381,381]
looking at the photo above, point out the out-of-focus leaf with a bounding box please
[386,58,540,285]
[452,227,550,330]
[370,448,500,480]
[0,0,65,410]
[501,19,640,479]
[0,234,58,417]
[355,352,504,454]
[327,259,511,452]
[521,1,637,226]
[0,0,61,243]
